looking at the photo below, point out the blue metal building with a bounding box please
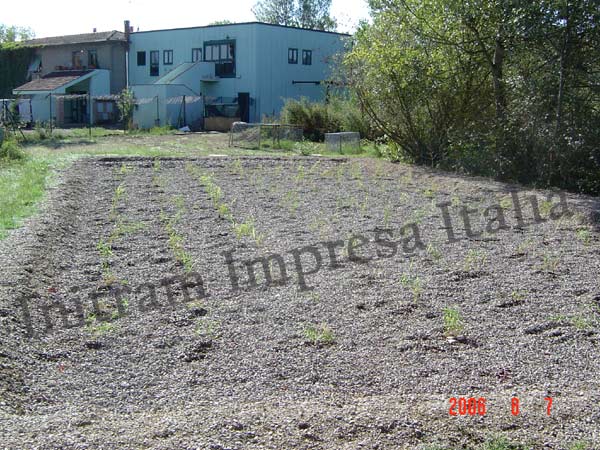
[128,22,348,130]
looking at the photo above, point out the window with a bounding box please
[137,51,146,66]
[72,50,84,68]
[88,50,98,68]
[163,49,173,65]
[288,48,298,64]
[204,40,236,78]
[302,50,312,65]
[150,50,159,76]
[192,48,202,62]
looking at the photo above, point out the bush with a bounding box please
[281,97,334,141]
[0,138,26,161]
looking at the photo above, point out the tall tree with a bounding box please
[347,0,600,193]
[253,0,337,31]
[0,24,34,44]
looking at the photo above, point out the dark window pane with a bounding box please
[137,51,146,66]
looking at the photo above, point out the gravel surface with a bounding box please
[1,156,599,449]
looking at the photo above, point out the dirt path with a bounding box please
[1,156,599,449]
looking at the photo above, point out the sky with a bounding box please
[3,0,371,38]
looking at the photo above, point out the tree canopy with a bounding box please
[252,0,337,31]
[346,0,600,194]
[0,24,34,45]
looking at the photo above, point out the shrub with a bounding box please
[0,137,25,161]
[281,97,334,141]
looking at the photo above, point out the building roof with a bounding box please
[132,21,351,37]
[24,31,126,47]
[14,70,93,92]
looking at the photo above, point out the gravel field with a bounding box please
[0,155,599,449]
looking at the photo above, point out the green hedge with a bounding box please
[0,45,36,98]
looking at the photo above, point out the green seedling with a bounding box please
[541,253,560,272]
[303,323,335,346]
[464,249,487,272]
[576,228,592,245]
[195,318,221,339]
[443,307,465,337]
[426,243,442,261]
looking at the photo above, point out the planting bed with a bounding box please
[0,156,599,449]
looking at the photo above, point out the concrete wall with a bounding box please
[34,42,126,94]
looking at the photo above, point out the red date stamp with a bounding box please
[449,397,553,416]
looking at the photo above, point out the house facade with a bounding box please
[128,22,348,129]
[11,21,348,130]
[12,30,127,126]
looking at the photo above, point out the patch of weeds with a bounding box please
[443,307,465,337]
[303,323,335,346]
[571,315,593,331]
[464,249,487,272]
[217,202,233,221]
[423,182,438,199]
[478,436,524,450]
[283,190,300,217]
[426,243,442,261]
[195,318,221,339]
[576,227,592,246]
[539,199,554,216]
[382,203,393,228]
[569,441,591,450]
[510,291,526,302]
[117,162,133,175]
[400,272,424,302]
[152,158,161,173]
[110,183,126,219]
[515,239,534,255]
[231,158,244,177]
[110,220,146,241]
[295,165,306,182]
[233,218,264,245]
[410,207,428,225]
[540,252,560,272]
[161,202,194,273]
[96,239,113,258]
[85,314,117,336]
[499,195,513,210]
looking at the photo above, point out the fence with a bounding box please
[229,123,303,150]
[325,132,361,153]
[133,95,203,130]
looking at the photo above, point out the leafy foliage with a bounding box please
[253,0,337,31]
[281,96,378,141]
[347,0,600,194]
[116,88,136,132]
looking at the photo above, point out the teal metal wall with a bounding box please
[128,22,348,122]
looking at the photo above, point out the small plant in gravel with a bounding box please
[233,218,264,245]
[426,243,442,261]
[195,318,221,339]
[539,199,554,216]
[443,307,465,337]
[110,183,127,219]
[152,158,161,173]
[464,249,487,272]
[576,227,592,245]
[515,239,534,255]
[110,220,147,241]
[400,273,424,302]
[295,165,306,182]
[303,323,335,346]
[382,204,393,228]
[540,252,560,272]
[118,163,133,175]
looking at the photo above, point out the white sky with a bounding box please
[3,0,370,38]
